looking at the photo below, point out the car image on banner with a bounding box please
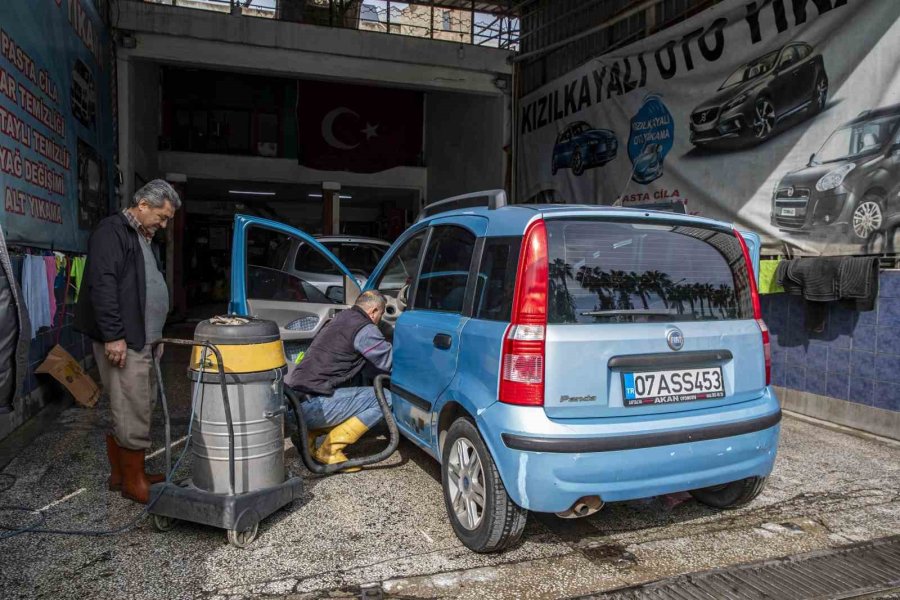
[633,142,665,184]
[551,122,617,176]
[772,104,900,244]
[690,42,828,148]
[515,0,900,256]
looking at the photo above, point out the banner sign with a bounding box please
[0,0,115,252]
[297,79,423,173]
[517,0,900,255]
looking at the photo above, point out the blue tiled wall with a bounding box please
[10,255,94,399]
[761,270,900,413]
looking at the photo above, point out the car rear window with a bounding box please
[545,219,753,324]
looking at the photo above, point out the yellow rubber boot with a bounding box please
[313,417,369,473]
[306,428,331,456]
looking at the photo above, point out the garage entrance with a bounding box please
[173,178,420,320]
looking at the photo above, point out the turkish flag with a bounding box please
[297,80,424,173]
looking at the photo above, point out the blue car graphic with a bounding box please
[632,142,664,184]
[552,122,618,176]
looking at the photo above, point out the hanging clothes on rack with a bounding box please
[54,252,67,292]
[70,255,86,301]
[22,254,51,339]
[55,257,73,346]
[44,255,57,327]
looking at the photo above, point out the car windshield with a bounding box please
[295,241,387,277]
[813,115,900,163]
[718,51,779,90]
[546,220,754,324]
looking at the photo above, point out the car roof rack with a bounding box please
[416,189,507,222]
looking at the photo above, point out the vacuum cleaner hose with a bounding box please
[285,374,399,475]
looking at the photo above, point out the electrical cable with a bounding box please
[0,346,208,541]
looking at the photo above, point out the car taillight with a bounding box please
[734,229,771,386]
[758,318,771,386]
[500,220,549,406]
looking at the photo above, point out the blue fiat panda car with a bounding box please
[229,190,780,553]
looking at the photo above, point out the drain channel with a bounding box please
[579,535,900,600]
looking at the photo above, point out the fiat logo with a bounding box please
[667,328,684,351]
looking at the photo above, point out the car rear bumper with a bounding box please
[478,388,781,513]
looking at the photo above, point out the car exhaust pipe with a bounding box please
[555,495,604,519]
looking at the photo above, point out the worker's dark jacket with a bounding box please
[286,306,372,396]
[75,212,159,351]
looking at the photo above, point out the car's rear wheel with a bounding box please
[852,194,884,241]
[571,148,585,176]
[441,418,527,553]
[752,97,775,140]
[690,476,768,509]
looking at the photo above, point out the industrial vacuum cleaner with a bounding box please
[147,316,397,548]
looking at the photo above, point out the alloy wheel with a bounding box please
[852,200,883,239]
[752,99,775,139]
[572,149,584,175]
[816,78,828,110]
[447,438,486,530]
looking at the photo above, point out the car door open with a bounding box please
[229,215,361,361]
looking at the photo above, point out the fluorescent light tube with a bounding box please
[229,190,276,196]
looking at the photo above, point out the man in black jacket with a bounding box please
[75,179,180,503]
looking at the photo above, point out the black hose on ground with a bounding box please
[284,374,399,475]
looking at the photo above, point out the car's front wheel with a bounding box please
[441,418,527,553]
[571,148,585,176]
[690,476,768,509]
[851,194,884,241]
[751,97,775,141]
[812,74,828,113]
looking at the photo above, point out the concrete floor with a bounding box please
[1,343,899,600]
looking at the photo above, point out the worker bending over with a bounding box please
[286,290,393,470]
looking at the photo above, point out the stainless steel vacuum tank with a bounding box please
[189,316,287,494]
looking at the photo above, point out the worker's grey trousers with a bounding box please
[93,342,157,450]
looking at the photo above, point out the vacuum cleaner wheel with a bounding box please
[152,514,176,532]
[227,522,259,548]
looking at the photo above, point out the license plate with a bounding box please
[781,207,796,216]
[622,367,725,407]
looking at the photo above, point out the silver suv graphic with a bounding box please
[772,104,900,243]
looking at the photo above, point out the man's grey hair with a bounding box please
[132,179,182,210]
[355,290,386,311]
